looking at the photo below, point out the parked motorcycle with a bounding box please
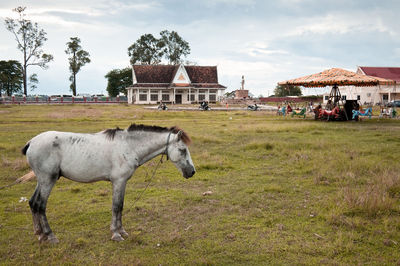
[247,104,259,111]
[199,101,211,111]
[158,103,168,110]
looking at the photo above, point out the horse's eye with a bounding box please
[179,148,187,155]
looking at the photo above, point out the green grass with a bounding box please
[1,104,400,265]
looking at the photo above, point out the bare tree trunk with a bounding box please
[23,50,27,96]
[73,72,76,96]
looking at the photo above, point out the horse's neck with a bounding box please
[132,132,170,166]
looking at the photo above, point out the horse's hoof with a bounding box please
[47,234,59,244]
[119,229,129,238]
[111,233,124,242]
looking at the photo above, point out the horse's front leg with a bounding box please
[110,178,128,241]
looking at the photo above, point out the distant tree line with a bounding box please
[274,84,302,97]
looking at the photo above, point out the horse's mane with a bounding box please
[103,127,123,140]
[103,124,191,145]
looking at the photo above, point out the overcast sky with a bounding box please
[1,0,399,96]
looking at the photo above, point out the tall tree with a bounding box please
[127,34,164,65]
[105,68,132,97]
[274,84,302,97]
[5,6,53,96]
[0,60,23,96]
[159,30,190,65]
[65,37,91,96]
[127,31,191,66]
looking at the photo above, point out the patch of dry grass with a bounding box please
[341,171,400,217]
[1,157,29,171]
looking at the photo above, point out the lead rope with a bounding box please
[0,181,18,190]
[131,131,173,207]
[130,154,164,207]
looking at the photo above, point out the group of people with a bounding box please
[277,101,311,116]
[380,106,397,118]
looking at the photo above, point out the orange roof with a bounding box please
[278,68,395,87]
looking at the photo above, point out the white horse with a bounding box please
[22,124,195,243]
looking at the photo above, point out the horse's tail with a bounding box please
[21,142,30,155]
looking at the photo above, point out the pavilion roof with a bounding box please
[278,68,395,88]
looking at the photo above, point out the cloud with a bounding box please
[287,12,398,37]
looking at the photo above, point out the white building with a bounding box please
[325,66,399,105]
[126,64,226,104]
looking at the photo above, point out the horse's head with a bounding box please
[167,130,195,179]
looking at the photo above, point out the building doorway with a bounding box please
[382,94,388,103]
[175,94,182,104]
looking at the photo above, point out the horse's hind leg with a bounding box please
[29,173,58,243]
[29,185,42,236]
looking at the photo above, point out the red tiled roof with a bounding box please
[133,65,177,83]
[358,67,400,82]
[185,66,218,83]
[132,64,225,88]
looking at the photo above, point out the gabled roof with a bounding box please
[131,64,226,88]
[133,65,177,83]
[185,66,219,83]
[358,67,400,82]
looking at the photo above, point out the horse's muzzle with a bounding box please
[183,168,196,179]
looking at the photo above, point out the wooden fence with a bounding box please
[0,96,128,104]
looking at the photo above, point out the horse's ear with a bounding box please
[177,130,183,140]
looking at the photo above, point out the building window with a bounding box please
[209,94,216,102]
[139,94,147,101]
[383,94,388,100]
[162,94,170,101]
[199,94,205,101]
[150,94,158,101]
[357,95,360,100]
[210,89,217,93]
[341,95,346,100]
[367,93,371,97]
[324,96,329,100]
[187,94,195,101]
[139,90,147,93]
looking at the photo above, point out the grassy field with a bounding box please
[1,104,400,265]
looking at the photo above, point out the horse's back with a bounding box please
[26,131,108,179]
